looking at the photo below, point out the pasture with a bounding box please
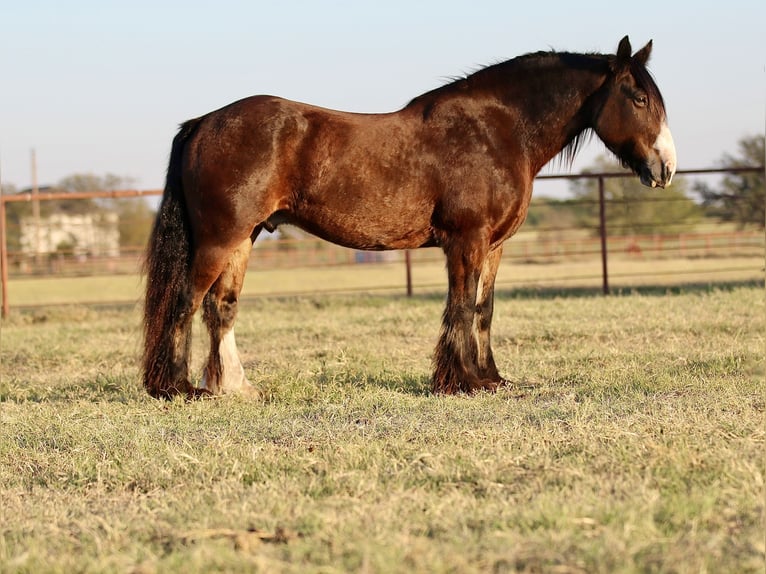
[0,281,763,572]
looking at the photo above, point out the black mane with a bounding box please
[406,50,610,110]
[406,49,665,119]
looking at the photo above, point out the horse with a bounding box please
[142,36,676,399]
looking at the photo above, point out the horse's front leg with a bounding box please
[432,237,498,394]
[473,245,505,384]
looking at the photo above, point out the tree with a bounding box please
[525,197,580,234]
[568,155,700,235]
[115,196,155,249]
[0,182,23,254]
[694,135,764,228]
[57,173,131,214]
[58,173,134,193]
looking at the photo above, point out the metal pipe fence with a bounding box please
[1,167,763,316]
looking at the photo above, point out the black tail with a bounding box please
[142,119,202,398]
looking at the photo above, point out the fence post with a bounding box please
[0,195,8,318]
[598,175,610,295]
[404,250,413,296]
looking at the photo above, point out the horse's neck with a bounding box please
[507,67,608,174]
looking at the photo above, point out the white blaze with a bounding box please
[654,122,677,186]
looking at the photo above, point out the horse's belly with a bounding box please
[287,204,435,251]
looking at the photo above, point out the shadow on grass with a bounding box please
[309,367,432,397]
[366,372,432,396]
[1,369,432,404]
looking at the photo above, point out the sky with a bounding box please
[1,0,764,198]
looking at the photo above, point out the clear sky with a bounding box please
[1,0,764,195]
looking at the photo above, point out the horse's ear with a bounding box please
[613,36,632,72]
[617,36,632,61]
[633,40,653,67]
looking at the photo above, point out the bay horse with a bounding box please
[142,36,676,399]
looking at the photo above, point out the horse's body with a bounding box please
[143,37,676,398]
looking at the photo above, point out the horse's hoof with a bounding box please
[149,379,208,400]
[238,382,263,400]
[465,378,500,394]
[496,378,538,399]
[187,387,214,400]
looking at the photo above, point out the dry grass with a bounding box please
[0,285,764,573]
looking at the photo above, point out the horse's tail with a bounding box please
[142,118,202,398]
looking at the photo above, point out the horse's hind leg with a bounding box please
[143,283,200,399]
[200,237,260,397]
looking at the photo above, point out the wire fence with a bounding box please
[1,167,763,315]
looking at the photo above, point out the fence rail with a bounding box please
[1,167,763,316]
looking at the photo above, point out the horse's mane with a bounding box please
[406,49,666,167]
[405,51,610,110]
[408,49,664,112]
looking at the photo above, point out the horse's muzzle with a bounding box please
[641,123,676,188]
[640,159,675,189]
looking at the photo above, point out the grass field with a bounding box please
[0,283,764,572]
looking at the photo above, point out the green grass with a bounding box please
[0,287,764,572]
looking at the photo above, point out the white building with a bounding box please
[20,212,120,258]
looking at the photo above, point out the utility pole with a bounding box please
[0,152,7,318]
[31,148,41,266]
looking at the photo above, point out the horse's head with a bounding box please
[594,36,676,188]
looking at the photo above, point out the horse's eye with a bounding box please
[633,94,648,108]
